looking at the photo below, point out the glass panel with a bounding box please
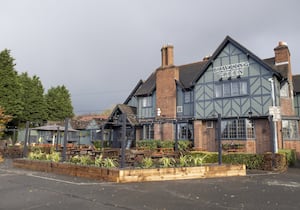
[215,84,222,97]
[246,119,255,138]
[240,81,248,95]
[283,120,298,139]
[231,82,239,96]
[221,119,254,139]
[223,83,231,97]
[184,92,191,103]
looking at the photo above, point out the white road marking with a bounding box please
[0,168,109,186]
[267,180,300,188]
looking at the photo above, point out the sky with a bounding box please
[1,0,300,115]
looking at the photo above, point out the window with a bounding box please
[143,124,154,139]
[215,80,248,98]
[184,91,193,103]
[215,85,222,97]
[177,123,193,140]
[206,121,213,128]
[142,96,152,107]
[221,119,255,139]
[282,120,299,139]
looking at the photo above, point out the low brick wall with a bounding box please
[13,159,246,183]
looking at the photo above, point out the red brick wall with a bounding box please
[161,123,174,140]
[280,98,295,116]
[156,67,179,119]
[154,123,162,140]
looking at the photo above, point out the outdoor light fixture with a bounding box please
[157,108,161,116]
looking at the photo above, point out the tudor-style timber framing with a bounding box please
[104,36,300,159]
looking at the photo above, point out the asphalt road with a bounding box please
[1,159,300,210]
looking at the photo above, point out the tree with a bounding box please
[0,49,23,125]
[18,73,48,125]
[0,106,12,138]
[45,85,74,121]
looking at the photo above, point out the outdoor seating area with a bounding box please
[7,142,181,168]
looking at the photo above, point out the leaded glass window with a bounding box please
[221,119,255,139]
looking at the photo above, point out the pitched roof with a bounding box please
[263,57,289,78]
[131,36,287,98]
[106,104,138,126]
[124,79,143,104]
[293,75,300,93]
[134,72,156,96]
[178,61,207,89]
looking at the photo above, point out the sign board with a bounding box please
[269,106,281,121]
[213,61,249,79]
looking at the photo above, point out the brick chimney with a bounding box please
[274,41,295,116]
[274,41,290,65]
[274,41,292,82]
[161,45,174,68]
[156,45,179,120]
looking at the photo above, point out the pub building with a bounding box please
[105,36,300,159]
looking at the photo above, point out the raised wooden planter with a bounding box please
[13,159,246,183]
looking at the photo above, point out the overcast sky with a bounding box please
[1,0,299,115]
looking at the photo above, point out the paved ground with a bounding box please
[1,159,300,210]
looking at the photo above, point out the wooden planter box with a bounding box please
[13,159,246,183]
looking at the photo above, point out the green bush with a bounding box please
[136,140,159,150]
[189,151,218,164]
[188,151,264,169]
[159,157,176,168]
[70,155,93,165]
[141,157,154,168]
[178,155,192,167]
[160,141,174,148]
[177,140,192,152]
[278,149,297,166]
[28,149,46,160]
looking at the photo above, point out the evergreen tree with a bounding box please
[45,85,74,121]
[0,49,23,125]
[0,106,12,137]
[18,73,48,124]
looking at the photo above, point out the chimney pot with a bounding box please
[279,41,288,46]
[161,45,174,67]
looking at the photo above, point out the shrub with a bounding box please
[278,149,297,166]
[95,155,118,168]
[222,153,264,169]
[177,140,192,152]
[160,141,174,148]
[45,152,61,162]
[136,140,159,150]
[159,157,176,168]
[191,154,208,166]
[70,155,81,164]
[141,157,154,168]
[70,155,93,165]
[28,149,46,160]
[188,151,264,169]
[178,155,192,167]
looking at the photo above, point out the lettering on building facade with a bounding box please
[213,61,249,79]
